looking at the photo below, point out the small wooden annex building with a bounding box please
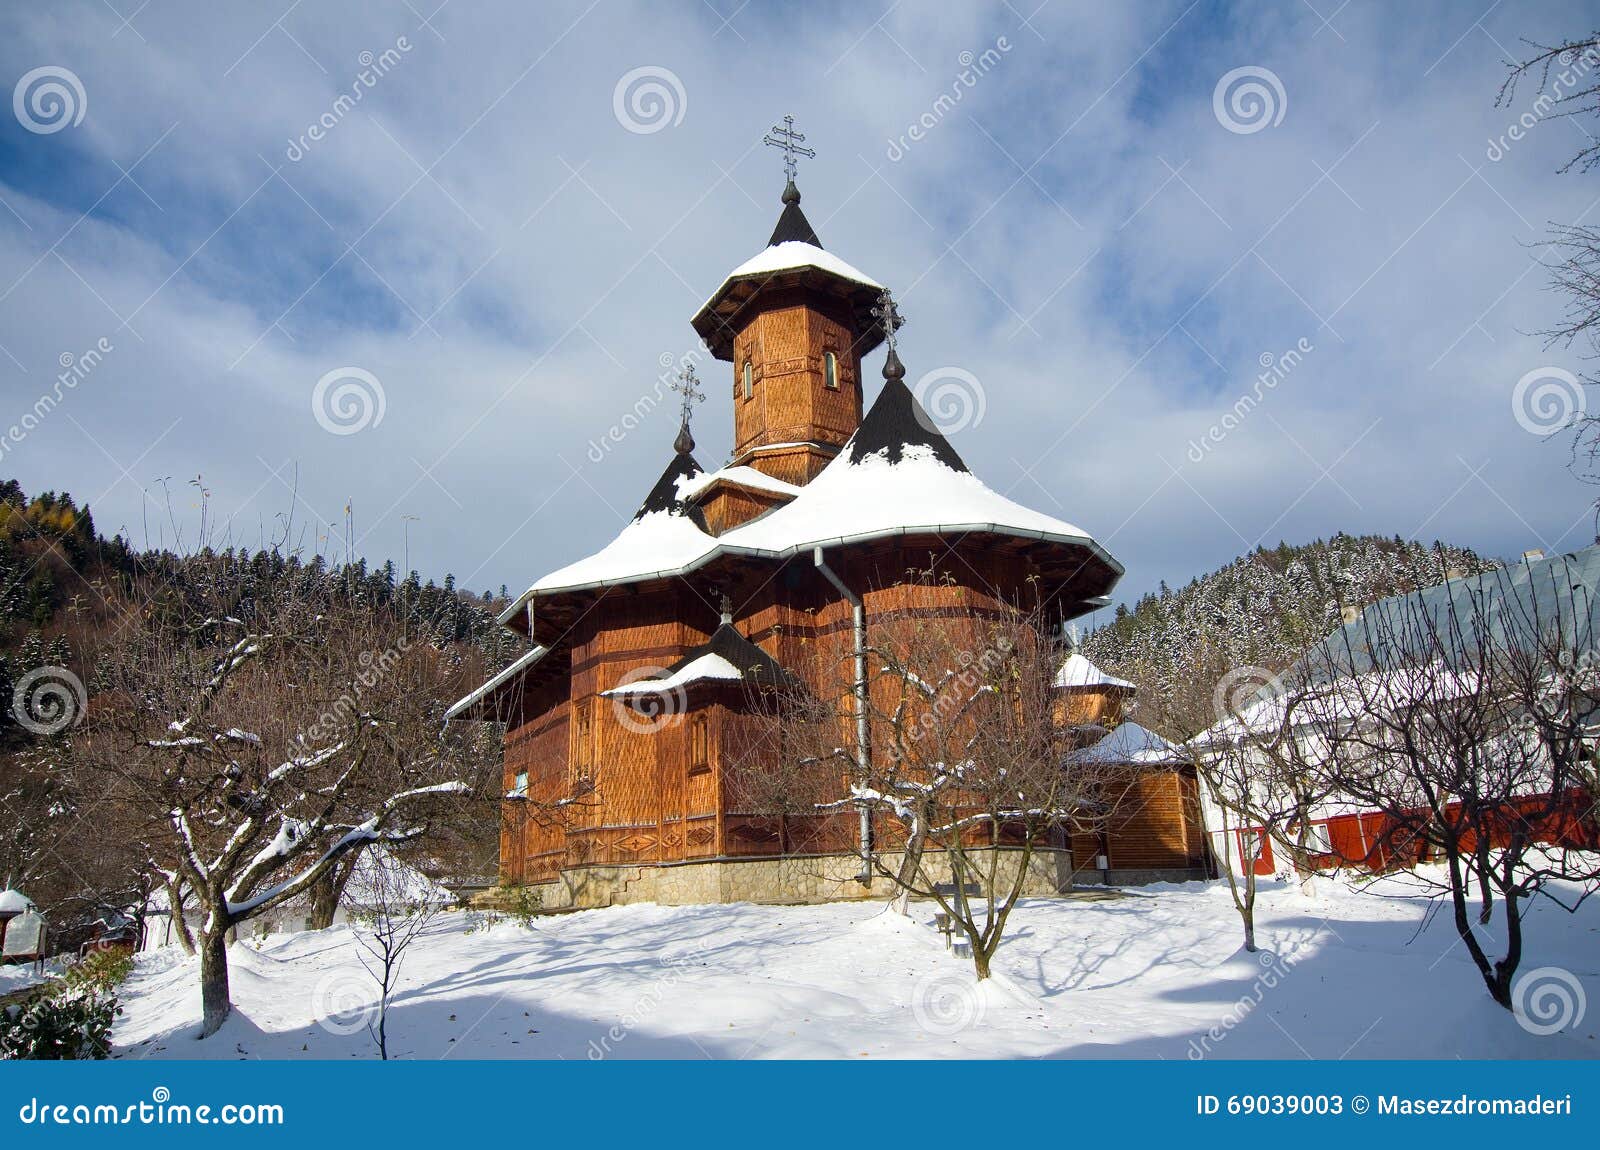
[449,163,1204,908]
[1062,702,1209,884]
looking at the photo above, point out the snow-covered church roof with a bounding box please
[505,353,1120,608]
[603,620,797,697]
[675,465,802,504]
[705,180,881,303]
[703,241,881,311]
[1054,653,1135,692]
[526,451,714,594]
[0,889,35,914]
[692,181,887,363]
[1069,721,1189,766]
[707,367,1110,559]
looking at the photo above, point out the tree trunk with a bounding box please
[308,870,340,931]
[1443,848,1505,1007]
[166,879,195,956]
[1241,870,1258,953]
[308,848,361,930]
[198,929,232,1039]
[891,827,926,916]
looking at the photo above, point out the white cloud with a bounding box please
[0,0,1594,614]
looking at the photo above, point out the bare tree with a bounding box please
[1498,33,1600,174]
[1191,667,1338,951]
[763,582,1113,980]
[1301,562,1600,1009]
[345,849,446,1060]
[1497,34,1600,489]
[75,570,485,1038]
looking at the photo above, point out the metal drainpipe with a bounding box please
[813,546,872,882]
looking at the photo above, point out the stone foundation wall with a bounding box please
[482,848,1098,911]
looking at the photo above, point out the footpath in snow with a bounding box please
[111,875,1599,1060]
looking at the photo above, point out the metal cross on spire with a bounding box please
[763,114,816,186]
[872,288,905,353]
[670,362,705,454]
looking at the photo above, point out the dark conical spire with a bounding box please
[847,370,968,473]
[634,451,708,528]
[768,181,821,247]
[674,420,695,455]
[849,296,966,473]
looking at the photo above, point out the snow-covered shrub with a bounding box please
[0,983,121,1060]
[508,885,542,927]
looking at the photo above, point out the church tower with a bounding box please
[690,119,886,486]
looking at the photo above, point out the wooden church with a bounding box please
[449,132,1207,906]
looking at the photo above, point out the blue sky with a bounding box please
[1,0,1596,619]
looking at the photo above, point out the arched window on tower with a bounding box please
[742,361,753,400]
[689,713,710,773]
[823,350,838,390]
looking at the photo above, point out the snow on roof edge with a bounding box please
[445,646,548,720]
[601,652,745,696]
[676,465,803,503]
[695,240,882,317]
[1055,653,1136,691]
[504,522,1123,608]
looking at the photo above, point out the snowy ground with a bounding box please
[112,874,1599,1060]
[0,961,50,999]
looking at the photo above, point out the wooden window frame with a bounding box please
[689,713,710,774]
[823,350,839,390]
[572,700,594,787]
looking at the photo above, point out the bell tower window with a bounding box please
[823,350,838,390]
[742,361,754,400]
[690,714,709,772]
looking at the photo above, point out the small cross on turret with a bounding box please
[671,362,705,454]
[763,114,816,187]
[873,289,906,381]
[872,289,904,352]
